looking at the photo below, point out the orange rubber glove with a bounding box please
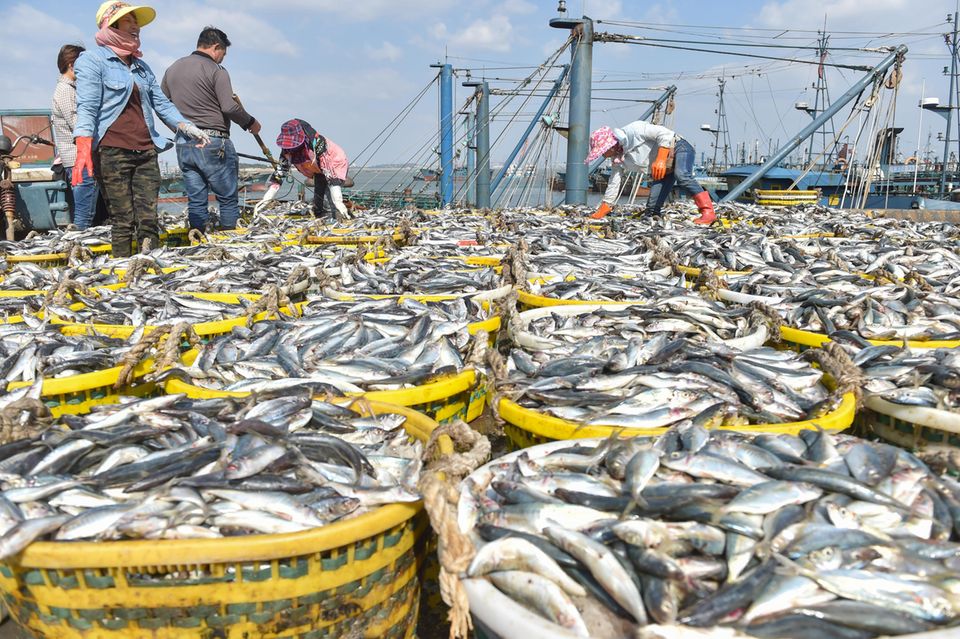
[590,202,612,219]
[72,137,94,186]
[651,146,670,181]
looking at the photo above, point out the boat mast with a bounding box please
[550,2,593,206]
[806,21,836,168]
[711,76,731,170]
[722,45,907,203]
[940,11,959,198]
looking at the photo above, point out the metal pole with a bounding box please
[464,81,491,208]
[492,65,570,194]
[722,45,906,203]
[465,111,476,207]
[713,78,725,169]
[941,13,958,198]
[551,15,593,205]
[431,63,455,206]
[586,85,676,175]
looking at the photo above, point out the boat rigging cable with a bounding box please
[452,35,575,205]
[350,73,439,186]
[593,32,879,72]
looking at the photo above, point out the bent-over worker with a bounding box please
[275,119,349,221]
[585,121,716,225]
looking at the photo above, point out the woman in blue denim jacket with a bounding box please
[73,1,209,257]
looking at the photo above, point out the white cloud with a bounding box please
[143,2,298,57]
[366,41,403,61]
[755,0,911,28]
[211,0,455,22]
[498,0,537,15]
[433,14,516,52]
[0,4,86,62]
[0,4,87,110]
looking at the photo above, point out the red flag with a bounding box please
[818,51,827,79]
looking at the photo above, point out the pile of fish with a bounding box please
[505,336,833,427]
[832,337,960,411]
[168,297,483,394]
[0,323,141,383]
[729,278,960,340]
[329,256,501,295]
[44,290,250,326]
[461,428,960,637]
[0,390,422,557]
[517,298,765,347]
[502,302,837,427]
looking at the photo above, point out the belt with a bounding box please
[200,128,229,138]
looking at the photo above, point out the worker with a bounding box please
[161,26,261,232]
[275,119,350,220]
[73,1,210,257]
[585,122,716,225]
[52,44,100,229]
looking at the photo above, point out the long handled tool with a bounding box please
[232,93,288,212]
[232,93,278,168]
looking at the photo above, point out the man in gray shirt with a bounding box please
[162,27,260,230]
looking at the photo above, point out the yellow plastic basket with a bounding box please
[4,253,69,268]
[167,349,487,425]
[779,325,960,351]
[304,233,405,246]
[160,228,191,247]
[0,400,447,639]
[855,400,960,450]
[499,389,856,450]
[516,289,651,310]
[0,290,48,325]
[53,293,293,342]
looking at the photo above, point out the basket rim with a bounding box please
[498,388,856,439]
[168,348,481,407]
[14,400,444,569]
[780,325,960,349]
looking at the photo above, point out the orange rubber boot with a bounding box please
[692,191,716,225]
[590,202,612,219]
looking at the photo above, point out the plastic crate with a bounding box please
[0,401,446,638]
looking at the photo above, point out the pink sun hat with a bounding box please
[585,126,620,163]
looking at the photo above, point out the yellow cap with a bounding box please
[95,1,156,29]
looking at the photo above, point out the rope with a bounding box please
[124,256,158,285]
[0,398,52,444]
[115,327,168,388]
[61,241,93,266]
[696,268,727,301]
[43,276,94,306]
[188,228,206,245]
[418,420,491,639]
[155,322,200,373]
[243,286,290,326]
[747,301,784,342]
[802,343,865,407]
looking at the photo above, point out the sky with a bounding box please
[3,0,960,177]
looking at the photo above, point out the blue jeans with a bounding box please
[645,138,704,215]
[66,166,98,229]
[176,136,239,230]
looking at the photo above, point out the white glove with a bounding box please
[178,122,211,146]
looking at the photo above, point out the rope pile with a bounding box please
[0,398,52,444]
[418,420,491,639]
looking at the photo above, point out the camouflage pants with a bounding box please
[96,146,160,258]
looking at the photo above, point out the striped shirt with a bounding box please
[51,76,78,167]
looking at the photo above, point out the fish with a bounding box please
[461,427,960,637]
[0,388,423,558]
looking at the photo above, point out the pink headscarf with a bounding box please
[585,126,622,164]
[95,5,142,59]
